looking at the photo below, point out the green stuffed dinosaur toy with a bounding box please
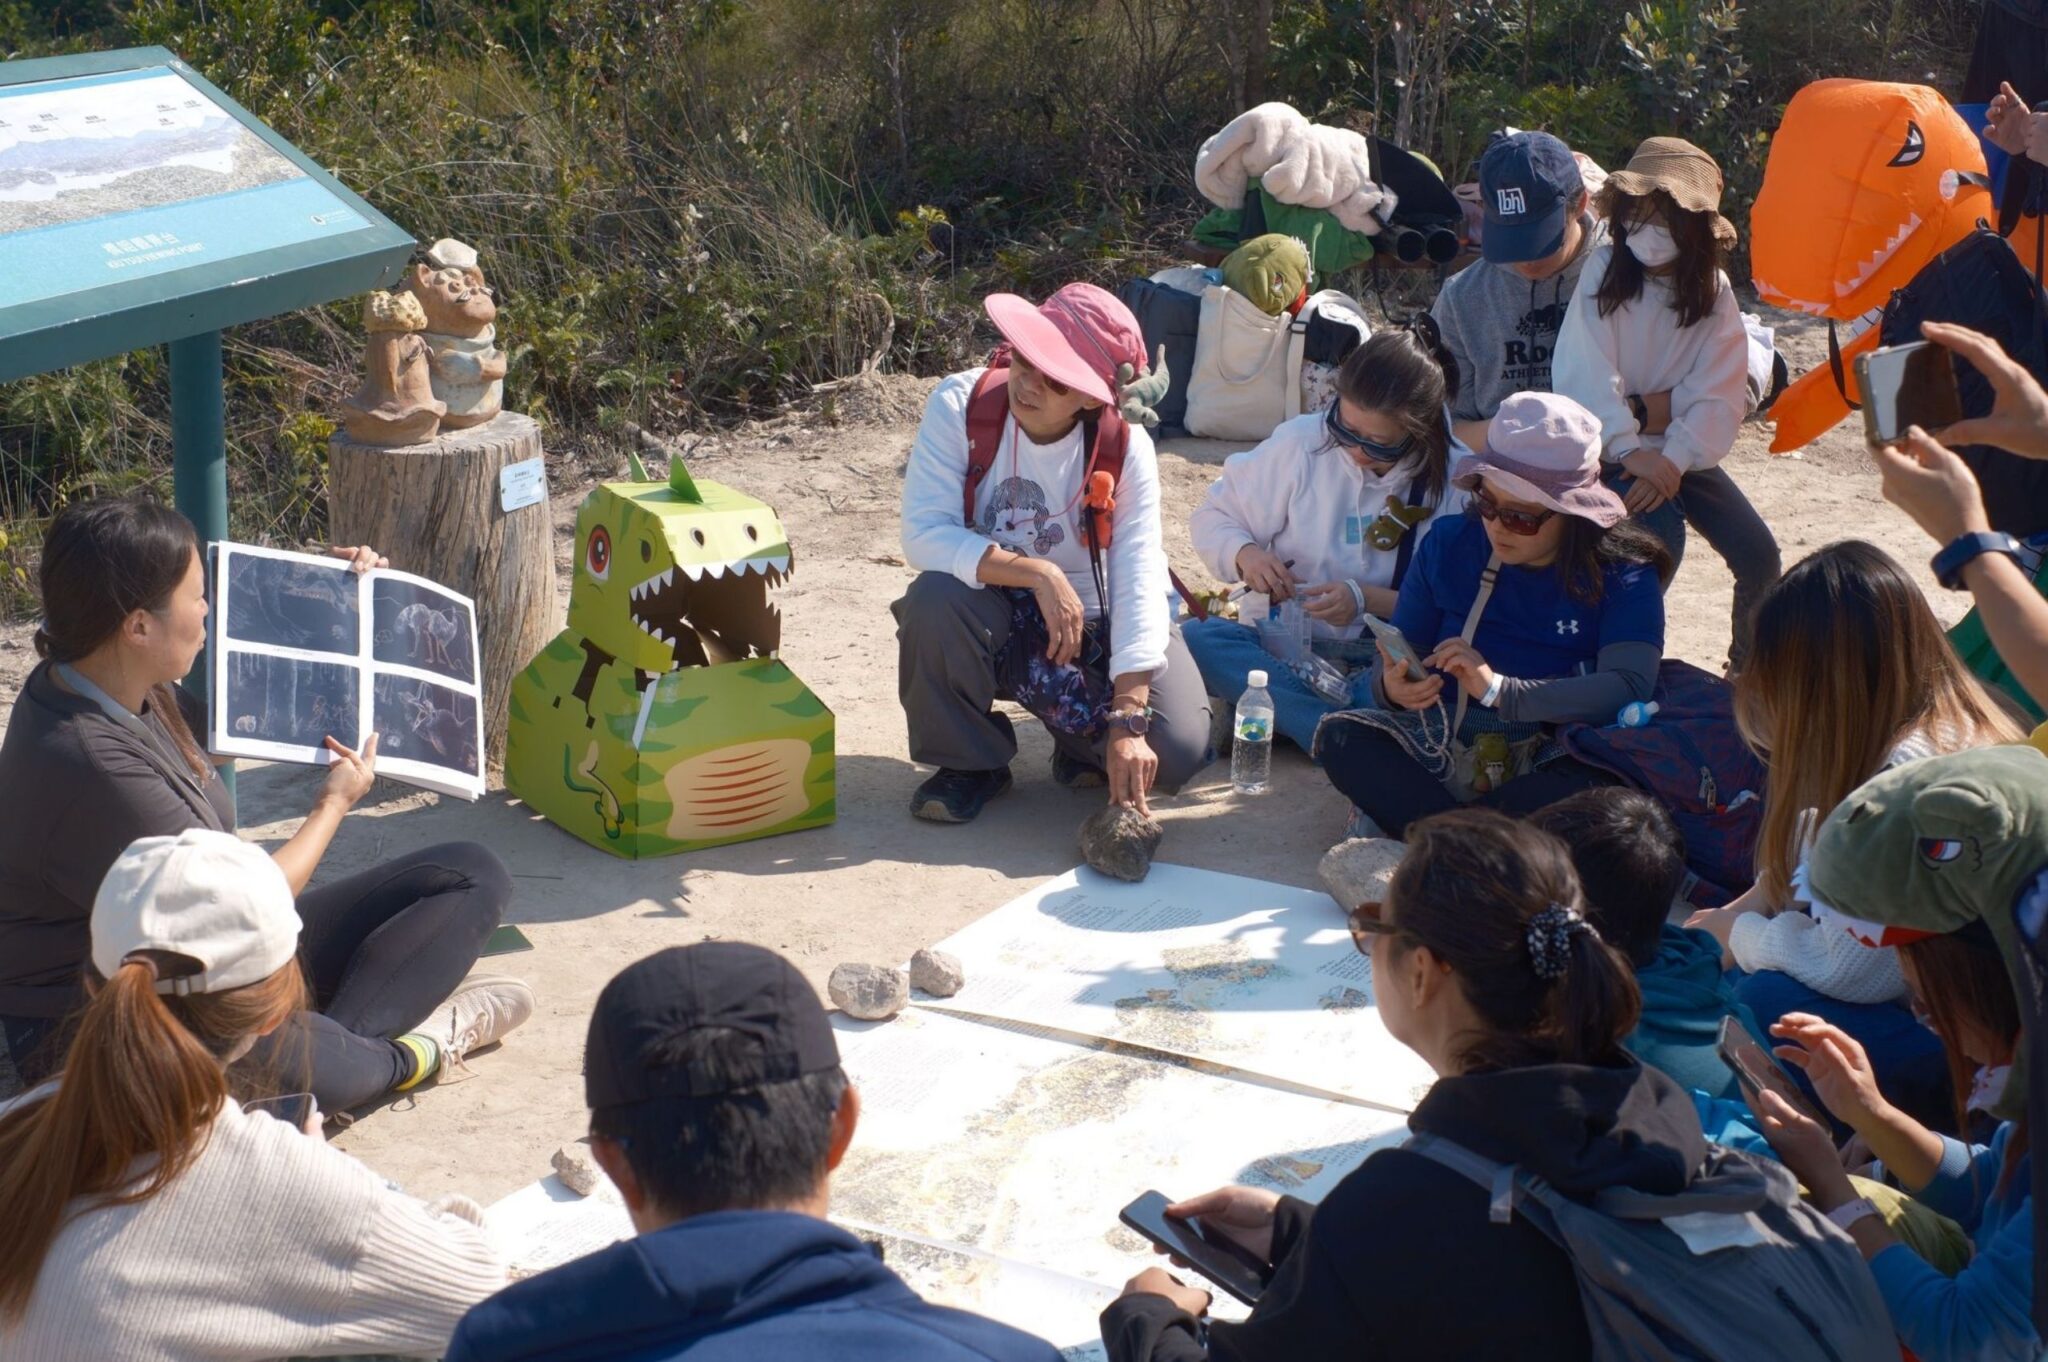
[1806,745,2048,1120]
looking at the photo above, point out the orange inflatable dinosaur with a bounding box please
[1750,80,2004,452]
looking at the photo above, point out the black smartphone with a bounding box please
[1856,340,1964,446]
[483,923,534,957]
[245,1091,316,1129]
[1718,1016,1826,1126]
[1118,1190,1271,1306]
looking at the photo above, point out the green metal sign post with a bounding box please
[0,46,416,808]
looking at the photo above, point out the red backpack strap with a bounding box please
[1079,408,1130,551]
[963,366,1010,526]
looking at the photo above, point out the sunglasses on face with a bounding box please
[1470,487,1556,537]
[1326,403,1413,466]
[1348,901,1403,955]
[1012,353,1072,398]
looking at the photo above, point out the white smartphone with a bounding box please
[1360,613,1426,681]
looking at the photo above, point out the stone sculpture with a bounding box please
[340,290,445,446]
[403,237,507,430]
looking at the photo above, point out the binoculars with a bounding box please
[1379,223,1462,264]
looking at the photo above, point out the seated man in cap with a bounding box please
[895,282,1210,825]
[446,943,1060,1362]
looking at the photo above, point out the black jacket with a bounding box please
[1100,1056,1707,1362]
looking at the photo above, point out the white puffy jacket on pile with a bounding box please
[1196,102,1395,234]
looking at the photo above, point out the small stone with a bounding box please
[1080,804,1164,882]
[552,1139,603,1196]
[1320,837,1406,912]
[829,962,908,1020]
[909,948,965,998]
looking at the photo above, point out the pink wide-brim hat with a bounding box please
[1452,391,1628,528]
[983,283,1147,409]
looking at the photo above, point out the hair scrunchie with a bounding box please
[1526,903,1596,982]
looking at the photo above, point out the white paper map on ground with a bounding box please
[917,864,1438,1112]
[487,1173,632,1279]
[831,1008,1407,1317]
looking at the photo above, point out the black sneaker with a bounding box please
[1051,746,1107,789]
[911,767,1013,823]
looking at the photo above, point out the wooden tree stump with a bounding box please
[328,411,555,766]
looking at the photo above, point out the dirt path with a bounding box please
[0,306,1962,1203]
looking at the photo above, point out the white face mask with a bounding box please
[1625,223,1680,269]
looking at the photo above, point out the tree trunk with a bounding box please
[1243,0,1272,108]
[328,412,556,767]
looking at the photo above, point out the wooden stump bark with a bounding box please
[328,411,555,766]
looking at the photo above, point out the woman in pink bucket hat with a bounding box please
[1312,391,1674,835]
[895,282,1209,825]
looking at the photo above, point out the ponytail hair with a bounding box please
[0,957,306,1320]
[1386,809,1641,1073]
[1331,315,1459,508]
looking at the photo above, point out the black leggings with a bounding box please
[242,841,510,1113]
[1318,724,1616,838]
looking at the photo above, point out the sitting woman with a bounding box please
[1552,136,1781,671]
[1184,318,1467,751]
[0,830,506,1355]
[1315,391,1670,838]
[1758,930,2036,1362]
[1687,540,2022,1133]
[0,496,530,1112]
[1101,809,1709,1359]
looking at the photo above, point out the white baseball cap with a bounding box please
[92,831,301,996]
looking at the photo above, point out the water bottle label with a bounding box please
[1236,717,1271,742]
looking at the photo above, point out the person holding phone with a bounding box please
[0,496,533,1113]
[1101,810,1712,1361]
[1183,321,1468,751]
[1314,392,1670,838]
[0,830,507,1358]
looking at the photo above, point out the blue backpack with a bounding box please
[1555,661,1765,907]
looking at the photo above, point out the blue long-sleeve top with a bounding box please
[1869,1122,2039,1362]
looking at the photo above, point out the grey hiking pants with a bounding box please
[892,572,1213,791]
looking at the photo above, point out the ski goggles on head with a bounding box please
[1326,402,1414,466]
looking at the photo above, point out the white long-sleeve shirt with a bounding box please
[1188,412,1467,640]
[902,368,1170,678]
[2,1090,506,1361]
[1551,244,1751,474]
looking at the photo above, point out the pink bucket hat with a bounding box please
[1452,392,1628,528]
[983,283,1147,409]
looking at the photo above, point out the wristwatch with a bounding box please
[1106,708,1152,736]
[1930,530,2024,591]
[1825,1197,1881,1232]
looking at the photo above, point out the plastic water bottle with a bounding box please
[1616,700,1661,728]
[1232,669,1275,795]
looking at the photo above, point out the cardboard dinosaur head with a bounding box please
[1750,80,1995,452]
[1806,746,2048,1120]
[566,458,794,675]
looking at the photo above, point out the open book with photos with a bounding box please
[207,542,484,800]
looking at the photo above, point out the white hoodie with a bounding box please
[1189,411,1468,640]
[1551,243,1752,475]
[901,369,1170,679]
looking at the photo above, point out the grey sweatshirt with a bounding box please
[1432,213,1608,423]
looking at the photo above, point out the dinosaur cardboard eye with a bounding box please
[640,538,652,563]
[745,524,759,541]
[692,529,707,547]
[586,526,611,581]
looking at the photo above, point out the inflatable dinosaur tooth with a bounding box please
[506,455,834,858]
[1749,80,1996,452]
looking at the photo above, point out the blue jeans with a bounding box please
[1729,966,1956,1138]
[1604,463,1781,670]
[1182,615,1377,753]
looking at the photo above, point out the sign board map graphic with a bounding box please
[0,67,368,312]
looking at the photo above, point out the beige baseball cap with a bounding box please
[92,831,301,996]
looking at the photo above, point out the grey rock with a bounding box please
[909,947,965,998]
[552,1139,603,1196]
[829,962,908,1020]
[1320,837,1406,912]
[1080,804,1164,882]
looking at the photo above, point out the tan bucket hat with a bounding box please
[1605,137,1738,249]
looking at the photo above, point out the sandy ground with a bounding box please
[0,305,1968,1205]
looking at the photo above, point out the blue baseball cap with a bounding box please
[1479,132,1583,265]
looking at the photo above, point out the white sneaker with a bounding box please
[420,973,536,1068]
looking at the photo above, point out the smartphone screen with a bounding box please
[245,1091,316,1129]
[1859,340,1964,445]
[1717,1017,1825,1126]
[1118,1190,1270,1306]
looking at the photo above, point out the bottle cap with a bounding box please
[1247,669,1269,689]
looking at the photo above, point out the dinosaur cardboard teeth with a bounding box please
[505,456,833,858]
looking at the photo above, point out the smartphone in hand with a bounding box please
[1718,1017,1827,1127]
[1857,340,1964,447]
[1119,1190,1271,1306]
[1360,613,1427,682]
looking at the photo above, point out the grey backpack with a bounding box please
[1405,1133,1897,1361]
